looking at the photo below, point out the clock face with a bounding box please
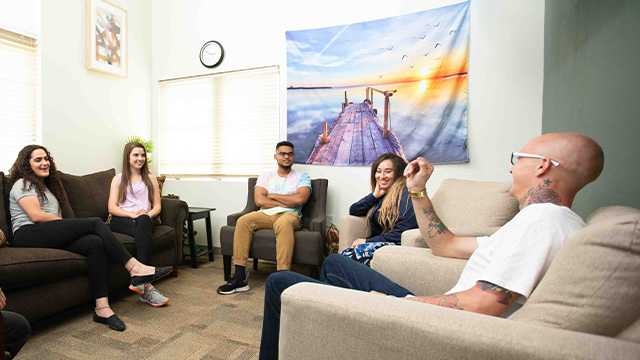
[200,41,224,68]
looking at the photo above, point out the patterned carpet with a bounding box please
[18,255,299,360]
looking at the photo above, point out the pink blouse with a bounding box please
[116,173,152,213]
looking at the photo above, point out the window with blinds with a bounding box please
[0,0,40,172]
[159,66,280,177]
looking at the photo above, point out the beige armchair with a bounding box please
[280,206,640,359]
[339,178,519,251]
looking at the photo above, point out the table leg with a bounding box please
[188,216,197,269]
[205,214,214,262]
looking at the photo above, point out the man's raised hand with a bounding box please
[404,157,434,191]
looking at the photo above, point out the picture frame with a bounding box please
[86,0,127,78]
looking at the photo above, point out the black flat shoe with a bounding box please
[93,313,126,331]
[131,266,173,286]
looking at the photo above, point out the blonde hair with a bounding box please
[366,153,409,233]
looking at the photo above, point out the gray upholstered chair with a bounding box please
[220,177,328,280]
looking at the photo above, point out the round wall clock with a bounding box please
[199,40,224,68]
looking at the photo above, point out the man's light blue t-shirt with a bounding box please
[255,169,311,218]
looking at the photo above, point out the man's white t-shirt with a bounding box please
[445,203,586,317]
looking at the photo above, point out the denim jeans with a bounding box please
[258,254,413,360]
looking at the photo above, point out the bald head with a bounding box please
[526,133,604,190]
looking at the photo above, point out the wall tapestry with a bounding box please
[86,0,128,78]
[286,1,469,166]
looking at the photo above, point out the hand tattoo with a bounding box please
[422,206,447,238]
[520,179,561,207]
[477,281,515,305]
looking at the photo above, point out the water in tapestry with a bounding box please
[286,1,469,166]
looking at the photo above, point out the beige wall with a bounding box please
[152,0,545,247]
[41,0,152,175]
[37,0,546,248]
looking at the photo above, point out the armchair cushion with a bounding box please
[431,178,519,237]
[513,206,640,339]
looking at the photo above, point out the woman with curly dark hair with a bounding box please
[341,153,418,266]
[7,145,172,331]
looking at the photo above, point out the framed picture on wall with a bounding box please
[86,0,127,78]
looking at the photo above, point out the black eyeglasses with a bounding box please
[277,152,294,157]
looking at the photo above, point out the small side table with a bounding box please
[185,207,216,268]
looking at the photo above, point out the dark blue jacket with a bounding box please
[349,187,418,244]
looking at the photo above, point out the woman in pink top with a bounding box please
[108,142,169,307]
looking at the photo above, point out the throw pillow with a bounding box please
[513,206,640,337]
[60,169,115,220]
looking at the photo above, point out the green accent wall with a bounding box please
[543,0,640,218]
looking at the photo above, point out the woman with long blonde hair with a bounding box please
[108,142,169,307]
[341,153,418,266]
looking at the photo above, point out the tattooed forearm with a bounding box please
[410,294,464,310]
[520,179,561,207]
[477,281,515,305]
[421,206,447,238]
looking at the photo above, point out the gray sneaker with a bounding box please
[140,285,169,307]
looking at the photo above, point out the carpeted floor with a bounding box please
[18,255,302,360]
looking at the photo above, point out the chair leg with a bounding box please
[310,265,320,279]
[223,255,231,281]
[253,258,259,271]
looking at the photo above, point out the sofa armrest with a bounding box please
[338,214,368,252]
[160,198,189,265]
[371,246,466,296]
[280,283,640,360]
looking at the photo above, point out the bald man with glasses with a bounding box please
[258,132,604,360]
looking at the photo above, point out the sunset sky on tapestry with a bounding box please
[286,1,469,166]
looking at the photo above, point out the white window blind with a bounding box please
[159,66,280,177]
[0,0,40,172]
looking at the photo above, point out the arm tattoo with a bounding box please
[421,206,447,238]
[477,281,515,305]
[520,178,561,207]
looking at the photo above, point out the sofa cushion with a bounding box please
[431,178,519,237]
[513,206,640,338]
[60,169,115,220]
[0,247,88,289]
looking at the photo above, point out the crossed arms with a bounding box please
[254,186,311,209]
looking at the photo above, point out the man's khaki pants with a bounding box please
[233,211,302,271]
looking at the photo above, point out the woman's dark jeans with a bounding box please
[12,218,133,299]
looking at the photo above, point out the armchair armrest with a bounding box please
[280,283,640,360]
[371,246,466,296]
[338,214,368,252]
[226,205,256,226]
[308,213,326,239]
[400,228,427,247]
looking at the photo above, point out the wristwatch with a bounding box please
[409,188,427,198]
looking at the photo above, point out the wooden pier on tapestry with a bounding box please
[306,87,406,166]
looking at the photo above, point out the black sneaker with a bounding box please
[217,273,250,295]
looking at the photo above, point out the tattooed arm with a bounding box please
[405,280,520,317]
[405,157,478,259]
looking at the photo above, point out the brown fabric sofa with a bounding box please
[0,169,188,322]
